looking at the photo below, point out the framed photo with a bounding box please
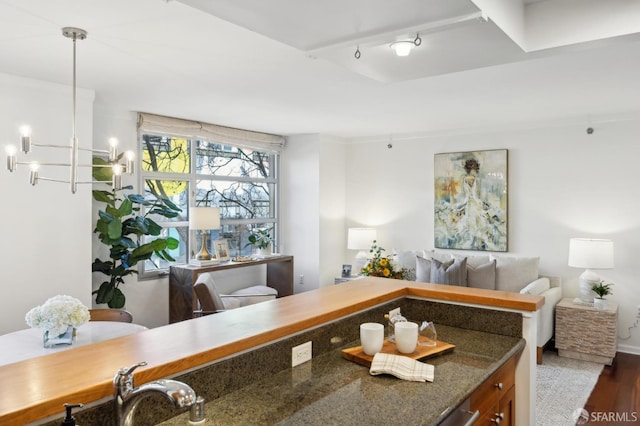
[213,239,230,261]
[434,149,508,251]
[341,264,352,278]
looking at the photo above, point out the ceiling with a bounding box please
[1,0,640,139]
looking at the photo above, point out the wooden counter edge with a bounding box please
[0,277,542,424]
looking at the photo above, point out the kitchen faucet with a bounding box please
[113,361,196,426]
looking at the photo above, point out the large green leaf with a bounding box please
[92,190,113,204]
[118,198,133,217]
[107,217,122,240]
[108,288,126,309]
[95,281,114,305]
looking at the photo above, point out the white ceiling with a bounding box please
[1,0,640,139]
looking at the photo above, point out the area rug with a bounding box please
[536,351,604,425]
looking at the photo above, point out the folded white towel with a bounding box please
[369,353,435,382]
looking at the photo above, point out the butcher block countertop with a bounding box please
[0,277,543,424]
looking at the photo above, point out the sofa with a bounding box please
[393,249,562,364]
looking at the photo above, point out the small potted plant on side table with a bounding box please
[246,227,274,257]
[591,281,613,310]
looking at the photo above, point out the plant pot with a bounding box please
[258,245,272,257]
[593,298,608,310]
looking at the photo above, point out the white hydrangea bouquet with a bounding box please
[25,295,90,337]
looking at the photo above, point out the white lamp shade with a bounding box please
[568,238,614,269]
[189,207,221,230]
[347,228,377,250]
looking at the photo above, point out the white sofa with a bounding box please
[393,249,562,364]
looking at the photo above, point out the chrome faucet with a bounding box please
[113,361,197,426]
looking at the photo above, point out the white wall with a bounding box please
[0,73,93,334]
[342,118,640,354]
[319,136,348,287]
[280,134,321,292]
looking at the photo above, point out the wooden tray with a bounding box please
[342,338,455,367]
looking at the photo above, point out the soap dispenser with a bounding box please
[61,403,83,426]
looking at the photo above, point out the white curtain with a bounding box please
[137,112,285,153]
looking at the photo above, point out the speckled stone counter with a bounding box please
[160,325,524,426]
[39,297,525,426]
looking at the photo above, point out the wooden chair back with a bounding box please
[89,308,133,323]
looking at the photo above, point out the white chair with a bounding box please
[193,273,278,316]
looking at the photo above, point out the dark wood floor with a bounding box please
[583,352,640,424]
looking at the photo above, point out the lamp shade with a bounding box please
[347,228,377,250]
[568,238,614,269]
[189,207,220,230]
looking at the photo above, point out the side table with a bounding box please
[555,297,618,365]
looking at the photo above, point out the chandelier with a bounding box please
[5,27,133,193]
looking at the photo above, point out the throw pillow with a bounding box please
[415,256,431,282]
[430,257,467,286]
[519,277,550,296]
[467,260,497,290]
[490,255,540,293]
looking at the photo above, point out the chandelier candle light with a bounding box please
[5,27,134,193]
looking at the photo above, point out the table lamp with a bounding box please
[348,228,377,274]
[568,238,614,303]
[189,207,221,261]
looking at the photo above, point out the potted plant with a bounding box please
[591,281,613,310]
[246,227,274,256]
[92,187,182,308]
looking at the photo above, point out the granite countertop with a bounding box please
[160,325,525,426]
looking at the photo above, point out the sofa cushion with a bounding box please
[430,257,467,286]
[393,249,419,270]
[230,285,278,307]
[393,249,419,281]
[467,259,497,290]
[415,256,431,282]
[490,255,540,293]
[424,249,453,263]
[452,253,491,268]
[520,277,550,296]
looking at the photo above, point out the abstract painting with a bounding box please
[434,149,508,251]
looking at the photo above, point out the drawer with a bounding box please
[470,356,516,411]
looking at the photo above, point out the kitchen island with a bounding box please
[160,325,525,425]
[0,277,542,425]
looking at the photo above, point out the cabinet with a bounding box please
[169,255,294,323]
[555,297,618,365]
[470,354,517,425]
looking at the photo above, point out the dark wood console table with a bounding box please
[169,255,294,323]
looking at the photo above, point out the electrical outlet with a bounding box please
[292,341,312,367]
[299,275,304,285]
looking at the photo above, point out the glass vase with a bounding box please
[43,325,75,348]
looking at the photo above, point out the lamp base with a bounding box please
[354,251,369,275]
[578,269,600,303]
[195,232,212,261]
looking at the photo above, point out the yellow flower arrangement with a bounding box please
[360,241,407,279]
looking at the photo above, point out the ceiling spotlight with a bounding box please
[390,34,422,57]
[390,41,414,56]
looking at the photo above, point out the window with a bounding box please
[137,113,283,278]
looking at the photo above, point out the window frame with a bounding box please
[137,133,280,280]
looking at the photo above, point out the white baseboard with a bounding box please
[617,344,640,355]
